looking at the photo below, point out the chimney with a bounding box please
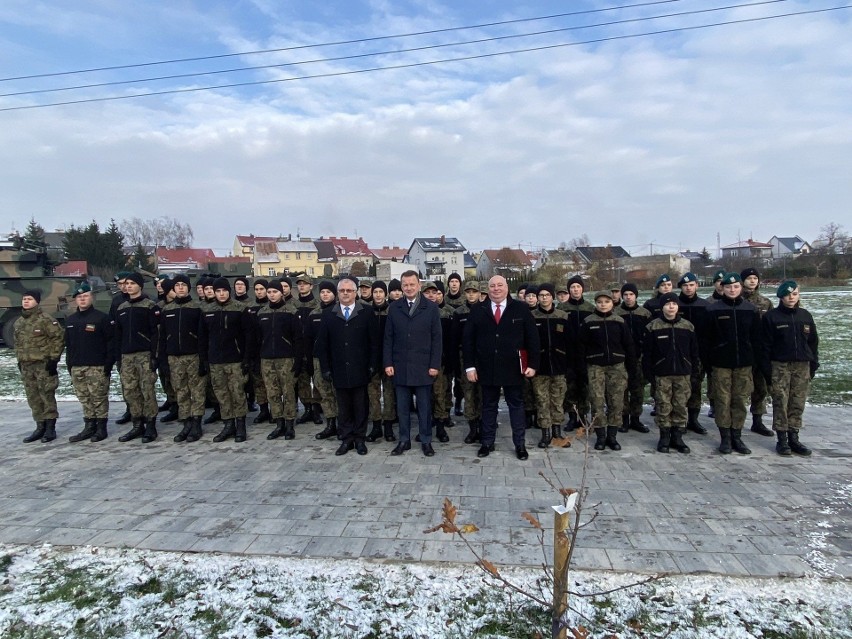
[440,235,445,245]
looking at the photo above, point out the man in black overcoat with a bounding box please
[463,275,540,460]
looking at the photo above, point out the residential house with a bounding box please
[619,254,692,283]
[536,248,584,274]
[405,236,466,282]
[463,252,477,280]
[476,247,533,279]
[320,236,374,276]
[253,237,320,278]
[233,234,279,262]
[313,239,339,278]
[53,260,88,277]
[720,239,773,260]
[155,248,217,274]
[768,235,811,258]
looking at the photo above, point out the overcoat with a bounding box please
[316,300,381,389]
[383,295,442,386]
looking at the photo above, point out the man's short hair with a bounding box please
[401,270,419,280]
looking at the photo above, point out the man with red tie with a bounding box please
[462,275,540,460]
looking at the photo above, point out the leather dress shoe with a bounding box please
[355,441,368,455]
[335,441,354,456]
[390,441,411,456]
[477,443,495,458]
[515,446,529,461]
[421,443,435,457]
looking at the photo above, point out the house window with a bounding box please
[308,267,314,275]
[268,268,276,276]
[285,254,290,260]
[296,253,301,260]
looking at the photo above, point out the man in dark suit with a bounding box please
[463,275,540,460]
[384,271,443,456]
[315,275,381,456]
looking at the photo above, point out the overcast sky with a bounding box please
[1,0,850,256]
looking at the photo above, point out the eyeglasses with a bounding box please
[338,288,356,293]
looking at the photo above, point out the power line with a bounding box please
[0,0,794,99]
[0,0,684,82]
[1,4,848,113]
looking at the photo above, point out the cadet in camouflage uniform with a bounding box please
[740,267,774,437]
[421,282,451,443]
[310,281,341,440]
[558,275,595,430]
[358,278,374,303]
[110,272,133,426]
[453,281,483,443]
[366,281,398,442]
[478,280,489,303]
[156,278,180,423]
[614,283,651,433]
[16,289,65,443]
[115,272,161,444]
[293,274,323,425]
[702,273,763,455]
[675,272,710,435]
[232,276,256,413]
[642,274,673,320]
[579,290,636,451]
[66,282,115,444]
[444,273,465,417]
[642,292,699,454]
[254,280,303,440]
[761,280,818,457]
[200,278,253,443]
[531,283,570,448]
[706,269,727,418]
[248,278,272,424]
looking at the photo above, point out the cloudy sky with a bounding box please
[1,0,850,256]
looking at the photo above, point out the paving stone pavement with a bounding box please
[0,399,849,578]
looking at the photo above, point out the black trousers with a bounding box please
[481,384,526,448]
[335,385,369,444]
[395,384,433,444]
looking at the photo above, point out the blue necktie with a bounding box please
[344,306,350,320]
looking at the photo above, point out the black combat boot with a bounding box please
[315,417,338,440]
[629,415,649,433]
[246,393,258,413]
[173,420,192,443]
[605,426,621,451]
[619,413,630,433]
[253,403,271,424]
[436,419,450,443]
[267,418,286,440]
[454,396,463,416]
[312,404,324,425]
[185,416,204,443]
[91,418,108,443]
[730,429,751,455]
[40,419,58,443]
[718,427,732,454]
[23,421,47,444]
[657,427,671,453]
[283,419,296,440]
[552,422,563,439]
[116,407,132,425]
[296,405,315,424]
[464,420,480,444]
[687,408,707,435]
[160,404,180,424]
[670,428,690,454]
[366,420,384,442]
[594,428,607,451]
[566,411,579,432]
[118,418,145,442]
[707,404,715,419]
[751,414,773,437]
[141,418,158,444]
[203,406,221,425]
[213,419,236,443]
[383,419,396,442]
[537,427,552,449]
[788,430,812,456]
[69,419,97,443]
[234,417,247,443]
[776,430,792,456]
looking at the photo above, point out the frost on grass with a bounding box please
[1,544,851,639]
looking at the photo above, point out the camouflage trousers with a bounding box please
[20,361,59,421]
[564,372,590,417]
[368,371,396,421]
[587,364,627,428]
[460,375,481,420]
[251,369,268,404]
[750,365,768,416]
[653,375,691,429]
[210,362,248,420]
[687,361,706,410]
[120,351,158,419]
[770,361,810,431]
[523,378,536,412]
[431,371,452,420]
[531,374,567,428]
[710,367,753,429]
[261,358,297,420]
[297,370,320,406]
[169,354,207,420]
[313,358,338,418]
[622,359,645,417]
[71,366,109,419]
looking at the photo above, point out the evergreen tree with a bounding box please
[102,219,127,272]
[23,218,47,249]
[130,243,155,272]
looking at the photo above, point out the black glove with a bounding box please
[809,361,819,379]
[241,360,251,375]
[292,360,302,377]
[322,370,333,383]
[17,361,22,372]
[198,361,209,377]
[45,359,59,376]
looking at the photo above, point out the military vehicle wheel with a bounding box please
[2,314,18,348]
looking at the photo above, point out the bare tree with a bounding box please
[119,216,194,249]
[815,222,848,254]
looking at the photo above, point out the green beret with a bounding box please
[677,272,697,287]
[73,282,92,297]
[655,274,671,288]
[721,272,742,285]
[777,280,798,298]
[114,271,132,282]
[712,269,727,283]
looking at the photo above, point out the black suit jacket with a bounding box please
[462,297,540,387]
[383,295,442,386]
[315,300,381,389]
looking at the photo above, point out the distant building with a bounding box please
[371,245,408,263]
[319,236,374,275]
[156,248,217,274]
[476,248,533,279]
[463,252,477,280]
[619,254,692,283]
[406,236,466,282]
[768,235,812,258]
[313,239,339,278]
[233,234,278,262]
[574,245,631,266]
[53,260,88,277]
[720,239,773,260]
[253,237,320,278]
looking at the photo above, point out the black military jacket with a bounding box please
[578,311,636,369]
[65,306,115,368]
[115,294,160,356]
[702,296,762,370]
[199,298,252,365]
[761,303,819,377]
[159,296,204,357]
[642,316,699,380]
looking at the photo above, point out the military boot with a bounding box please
[537,427,552,449]
[267,418,286,440]
[436,419,450,443]
[629,415,649,433]
[173,420,192,443]
[253,403,271,424]
[552,422,563,439]
[115,407,132,425]
[670,428,690,454]
[40,419,57,443]
[366,420,384,442]
[751,414,773,437]
[185,416,204,443]
[234,417,247,443]
[312,404,324,425]
[383,419,396,442]
[91,419,109,443]
[141,417,158,444]
[718,427,732,454]
[606,426,622,451]
[619,413,630,433]
[213,419,236,443]
[203,406,221,425]
[566,411,579,432]
[656,428,671,453]
[776,431,792,456]
[296,405,315,424]
[160,404,180,424]
[23,421,47,444]
[788,430,812,457]
[594,427,607,451]
[283,419,296,440]
[118,418,145,442]
[730,429,751,455]
[464,420,480,444]
[158,400,172,412]
[686,408,707,435]
[69,419,97,443]
[315,417,338,440]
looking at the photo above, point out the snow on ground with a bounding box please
[1,544,850,638]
